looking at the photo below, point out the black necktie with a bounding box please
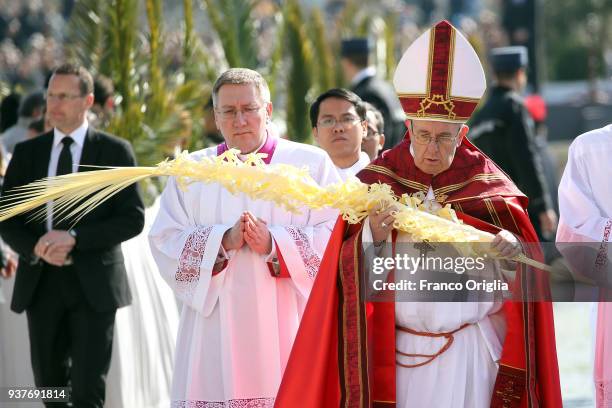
[53,136,74,228]
[56,136,74,176]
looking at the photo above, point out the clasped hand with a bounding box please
[34,230,76,266]
[222,211,272,255]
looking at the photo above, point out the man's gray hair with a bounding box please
[212,68,271,107]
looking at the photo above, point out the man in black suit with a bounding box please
[0,63,144,407]
[340,38,407,151]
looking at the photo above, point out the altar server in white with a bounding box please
[149,68,340,407]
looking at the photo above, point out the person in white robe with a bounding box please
[105,198,179,408]
[556,124,612,407]
[311,88,371,181]
[148,68,339,407]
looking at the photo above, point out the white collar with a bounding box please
[351,66,376,86]
[355,151,371,168]
[53,120,89,148]
[336,151,371,179]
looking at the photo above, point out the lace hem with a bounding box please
[596,380,612,407]
[171,398,275,408]
[175,226,214,298]
[595,220,612,273]
[285,226,321,278]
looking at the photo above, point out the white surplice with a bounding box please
[148,138,340,407]
[556,124,612,405]
[362,189,508,408]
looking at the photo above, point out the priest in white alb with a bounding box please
[148,68,340,407]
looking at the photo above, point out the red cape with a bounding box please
[275,138,561,407]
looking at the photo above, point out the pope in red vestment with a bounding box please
[275,20,561,408]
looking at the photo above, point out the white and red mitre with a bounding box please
[393,20,486,124]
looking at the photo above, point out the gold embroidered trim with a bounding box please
[447,29,456,99]
[397,93,480,103]
[426,28,435,97]
[434,173,505,195]
[503,200,521,233]
[417,94,457,120]
[365,165,429,191]
[484,198,503,228]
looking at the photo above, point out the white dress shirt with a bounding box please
[46,120,89,230]
[350,66,376,86]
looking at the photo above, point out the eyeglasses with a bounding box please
[47,93,84,102]
[365,125,380,139]
[317,115,361,129]
[216,105,263,120]
[412,132,457,147]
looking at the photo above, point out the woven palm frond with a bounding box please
[0,150,552,272]
[0,167,155,225]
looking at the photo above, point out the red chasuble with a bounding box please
[275,137,562,408]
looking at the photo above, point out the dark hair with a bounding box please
[52,63,94,95]
[494,70,519,82]
[309,88,367,128]
[0,93,21,132]
[364,102,385,134]
[28,117,46,134]
[342,53,369,69]
[18,91,45,118]
[93,75,114,106]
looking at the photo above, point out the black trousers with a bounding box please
[26,264,116,408]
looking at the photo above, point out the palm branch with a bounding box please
[383,12,398,81]
[284,0,314,143]
[0,154,553,273]
[64,0,105,71]
[309,7,334,94]
[265,12,284,101]
[106,0,139,113]
[201,0,258,68]
[144,0,166,124]
[183,0,195,78]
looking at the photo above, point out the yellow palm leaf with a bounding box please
[0,149,551,272]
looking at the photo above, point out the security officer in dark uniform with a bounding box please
[340,38,406,150]
[469,46,557,245]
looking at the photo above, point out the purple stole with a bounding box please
[216,131,278,164]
